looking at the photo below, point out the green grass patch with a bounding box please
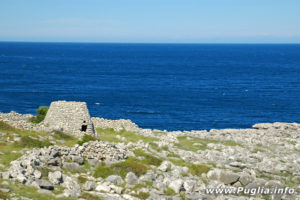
[81,193,104,200]
[0,144,22,168]
[77,134,97,145]
[97,128,159,144]
[132,192,150,199]
[167,152,180,158]
[94,157,148,179]
[133,149,162,166]
[78,176,88,184]
[16,136,51,148]
[0,179,76,200]
[0,121,15,131]
[168,158,211,176]
[164,187,176,196]
[175,136,241,152]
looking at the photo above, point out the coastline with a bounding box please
[0,110,299,199]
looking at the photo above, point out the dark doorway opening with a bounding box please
[81,125,87,132]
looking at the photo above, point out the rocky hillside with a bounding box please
[0,111,299,200]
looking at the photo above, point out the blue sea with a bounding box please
[0,42,299,131]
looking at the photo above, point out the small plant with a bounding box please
[29,106,49,123]
[77,176,88,184]
[77,134,97,145]
[164,187,176,195]
[133,192,150,199]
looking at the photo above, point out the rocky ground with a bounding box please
[0,111,299,200]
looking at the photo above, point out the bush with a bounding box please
[29,106,49,123]
[77,134,97,145]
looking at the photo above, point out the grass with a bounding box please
[132,192,150,199]
[97,128,159,144]
[0,179,76,200]
[167,152,180,158]
[81,193,104,200]
[168,158,211,176]
[77,176,88,184]
[175,136,241,152]
[164,187,176,196]
[133,149,162,166]
[16,136,51,148]
[0,121,78,169]
[94,157,148,179]
[77,134,97,145]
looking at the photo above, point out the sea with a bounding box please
[0,42,299,131]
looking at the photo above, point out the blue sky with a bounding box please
[0,0,300,43]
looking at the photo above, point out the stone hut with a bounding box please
[44,101,95,137]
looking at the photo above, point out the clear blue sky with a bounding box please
[1,0,300,43]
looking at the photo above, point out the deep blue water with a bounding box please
[0,42,299,131]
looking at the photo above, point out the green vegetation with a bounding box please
[0,179,76,200]
[77,134,97,145]
[175,136,241,152]
[167,152,180,158]
[164,187,176,195]
[29,106,49,123]
[0,121,78,169]
[133,192,150,199]
[168,158,211,176]
[133,149,162,166]
[81,193,104,200]
[16,136,51,148]
[97,128,159,144]
[94,157,148,179]
[77,176,88,184]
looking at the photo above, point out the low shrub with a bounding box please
[29,106,49,123]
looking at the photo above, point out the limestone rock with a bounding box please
[125,172,138,185]
[106,175,124,185]
[207,169,240,185]
[48,171,63,185]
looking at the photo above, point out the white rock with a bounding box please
[158,161,173,172]
[48,171,63,185]
[169,179,183,193]
[125,172,138,185]
[96,183,111,192]
[183,180,196,193]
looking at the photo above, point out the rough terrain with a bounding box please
[0,111,299,200]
